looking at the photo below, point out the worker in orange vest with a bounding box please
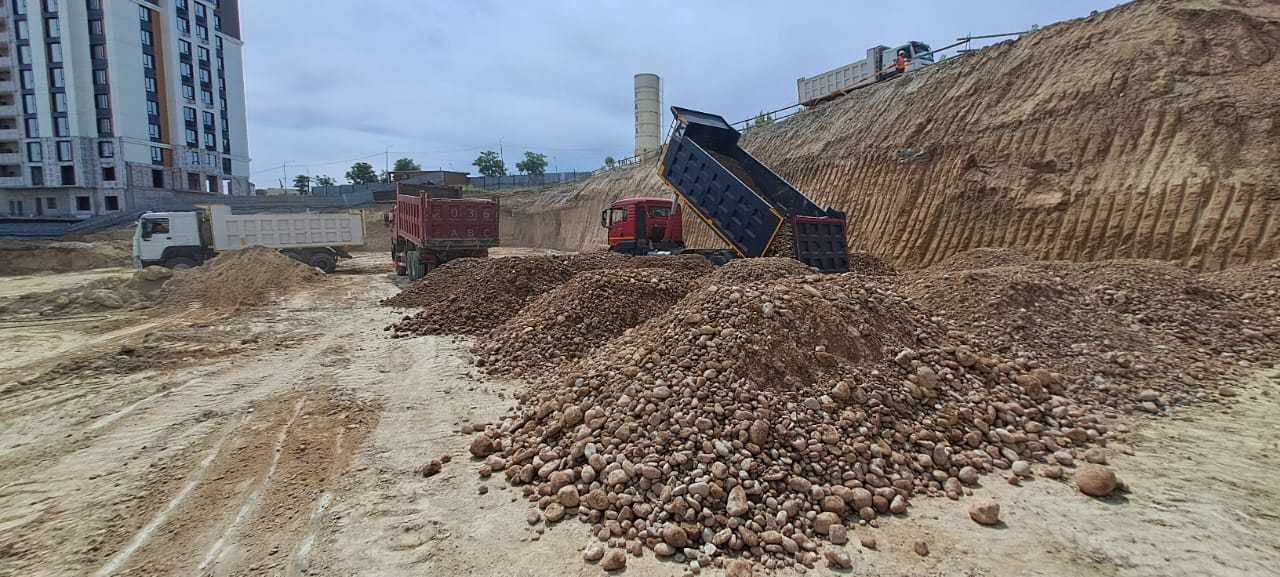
[895,50,908,74]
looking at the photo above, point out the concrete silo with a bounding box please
[634,73,661,157]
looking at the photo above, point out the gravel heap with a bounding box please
[473,274,1117,570]
[626,254,715,275]
[846,252,896,277]
[163,247,324,310]
[475,268,699,377]
[387,256,576,336]
[929,248,1036,273]
[701,258,815,286]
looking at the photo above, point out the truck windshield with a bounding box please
[140,218,170,239]
[912,42,933,61]
[647,207,672,218]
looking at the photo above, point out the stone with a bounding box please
[814,512,840,535]
[828,524,848,545]
[584,544,606,562]
[469,435,497,457]
[544,503,565,522]
[1041,465,1064,479]
[824,548,853,569]
[662,524,689,548]
[957,466,979,485]
[1075,465,1118,497]
[1083,447,1108,465]
[889,495,907,515]
[726,560,753,577]
[968,500,1000,525]
[913,541,930,557]
[558,485,580,508]
[654,543,676,557]
[821,495,848,515]
[726,485,749,517]
[418,460,442,477]
[1053,450,1074,467]
[860,535,877,550]
[601,548,627,571]
[1011,460,1032,477]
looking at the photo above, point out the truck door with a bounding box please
[136,216,172,264]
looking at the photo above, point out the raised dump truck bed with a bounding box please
[659,106,849,272]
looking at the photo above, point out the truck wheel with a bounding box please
[164,256,197,270]
[308,252,337,273]
[394,264,407,276]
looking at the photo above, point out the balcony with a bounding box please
[0,104,15,117]
[0,152,19,165]
[0,80,15,93]
[0,129,19,140]
[0,56,11,69]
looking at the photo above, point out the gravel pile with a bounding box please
[846,252,896,277]
[702,258,815,286]
[475,268,699,377]
[472,274,1119,570]
[387,256,576,336]
[930,248,1036,273]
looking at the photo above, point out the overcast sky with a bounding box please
[240,0,1125,186]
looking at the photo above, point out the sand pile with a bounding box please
[0,240,132,276]
[162,247,324,310]
[0,267,172,317]
[475,268,699,377]
[471,274,1118,570]
[387,256,576,336]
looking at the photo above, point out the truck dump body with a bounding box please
[393,195,499,249]
[206,205,365,251]
[660,107,849,272]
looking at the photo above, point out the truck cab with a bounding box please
[133,211,207,269]
[601,197,684,255]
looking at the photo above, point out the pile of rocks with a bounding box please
[472,274,1119,570]
[475,268,698,377]
[701,258,815,286]
[387,256,576,337]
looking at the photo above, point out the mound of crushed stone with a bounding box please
[387,256,576,336]
[469,274,1121,570]
[930,248,1037,273]
[162,247,324,310]
[847,252,897,276]
[626,254,715,275]
[475,268,698,377]
[702,258,815,285]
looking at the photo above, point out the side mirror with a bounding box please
[600,210,609,229]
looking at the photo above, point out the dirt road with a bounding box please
[2,253,1276,577]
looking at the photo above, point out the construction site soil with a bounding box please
[499,0,1280,273]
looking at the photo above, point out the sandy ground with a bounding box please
[2,252,1277,577]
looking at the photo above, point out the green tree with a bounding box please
[393,157,420,172]
[472,150,506,177]
[292,174,311,193]
[515,151,548,176]
[604,156,616,169]
[315,175,336,187]
[752,111,775,128]
[345,161,379,184]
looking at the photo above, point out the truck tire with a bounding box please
[394,263,407,276]
[164,256,197,270]
[308,252,337,273]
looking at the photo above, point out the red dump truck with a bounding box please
[390,185,499,279]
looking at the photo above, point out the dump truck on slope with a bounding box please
[603,106,849,272]
[133,205,365,273]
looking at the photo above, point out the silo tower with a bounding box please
[634,73,661,156]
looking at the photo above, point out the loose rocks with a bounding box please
[1074,465,1119,497]
[600,548,627,571]
[968,500,1001,525]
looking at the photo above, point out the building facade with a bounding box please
[0,0,250,220]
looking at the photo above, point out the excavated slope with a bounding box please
[503,0,1280,271]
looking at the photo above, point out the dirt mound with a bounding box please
[703,258,816,285]
[387,256,576,336]
[472,274,1126,570]
[931,248,1036,273]
[847,252,897,276]
[162,247,325,310]
[475,268,698,377]
[0,267,173,317]
[625,254,714,275]
[0,240,132,276]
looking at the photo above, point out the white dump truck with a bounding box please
[132,205,365,273]
[796,41,934,105]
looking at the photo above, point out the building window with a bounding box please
[149,123,161,139]
[214,14,221,31]
[180,85,193,100]
[103,168,117,183]
[88,19,103,36]
[17,45,32,65]
[180,62,193,78]
[177,18,189,34]
[20,70,35,90]
[141,29,153,46]
[204,132,215,147]
[195,2,206,18]
[44,0,58,11]
[31,167,44,186]
[25,118,40,138]
[46,197,57,210]
[202,111,215,127]
[56,140,72,161]
[198,46,209,63]
[177,0,188,9]
[62,167,77,187]
[146,100,159,115]
[184,107,197,122]
[151,147,164,164]
[179,39,191,56]
[48,43,62,63]
[45,18,60,39]
[201,90,213,106]
[76,195,91,211]
[199,69,211,84]
[94,69,109,85]
[54,117,69,137]
[88,0,101,9]
[98,141,114,158]
[50,67,65,88]
[97,117,112,135]
[52,92,67,112]
[95,93,110,110]
[26,142,42,162]
[145,77,156,92]
[143,53,154,69]
[92,44,106,60]
[15,0,27,16]
[185,128,197,145]
[23,94,37,115]
[8,200,25,216]
[16,20,30,40]
[196,25,207,41]
[139,6,151,21]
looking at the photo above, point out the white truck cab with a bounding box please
[134,211,206,269]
